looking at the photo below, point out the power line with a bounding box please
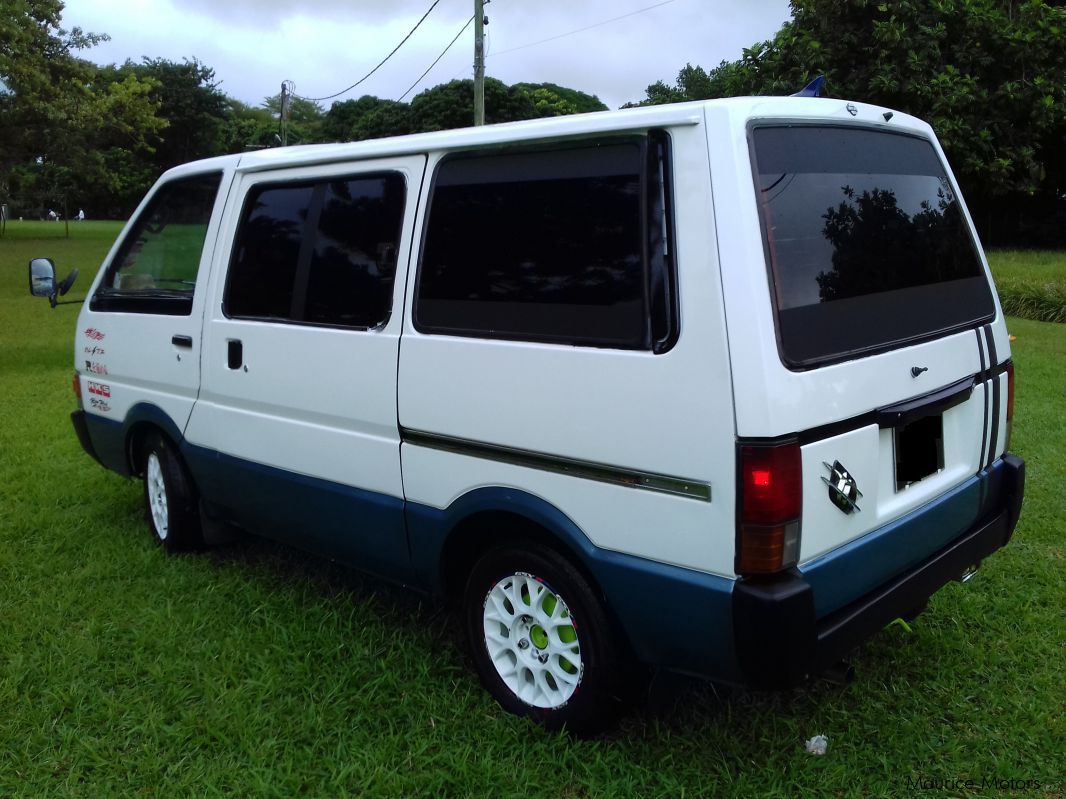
[399,15,474,101]
[492,0,678,57]
[295,0,443,103]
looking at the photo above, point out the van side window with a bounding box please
[415,137,677,351]
[224,173,406,329]
[91,172,222,315]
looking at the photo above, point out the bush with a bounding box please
[987,250,1066,324]
[995,280,1066,324]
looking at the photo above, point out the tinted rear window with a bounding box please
[752,126,995,368]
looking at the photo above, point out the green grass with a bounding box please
[2,223,1064,796]
[988,250,1066,323]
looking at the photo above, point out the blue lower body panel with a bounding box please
[69,408,1025,687]
[77,411,127,476]
[184,445,411,585]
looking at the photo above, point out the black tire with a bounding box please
[141,432,202,553]
[463,543,625,735]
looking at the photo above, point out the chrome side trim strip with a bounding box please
[401,429,711,502]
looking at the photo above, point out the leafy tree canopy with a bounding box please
[632,0,1066,236]
[0,0,163,217]
[410,78,537,131]
[106,58,231,166]
[513,82,608,116]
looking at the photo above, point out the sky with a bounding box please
[59,0,792,110]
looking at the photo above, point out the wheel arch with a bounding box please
[416,488,611,611]
[122,403,186,477]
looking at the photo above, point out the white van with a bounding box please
[31,97,1024,733]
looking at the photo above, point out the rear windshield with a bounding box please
[751,125,995,368]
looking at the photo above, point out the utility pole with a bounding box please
[279,80,294,146]
[473,0,485,126]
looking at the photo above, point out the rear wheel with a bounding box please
[142,432,202,553]
[464,544,624,734]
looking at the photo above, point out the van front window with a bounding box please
[751,126,995,368]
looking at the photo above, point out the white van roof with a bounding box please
[160,96,930,181]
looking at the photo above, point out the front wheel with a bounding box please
[142,432,202,553]
[463,544,625,734]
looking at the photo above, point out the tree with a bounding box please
[322,95,411,141]
[632,0,1066,244]
[410,78,537,131]
[221,98,277,151]
[0,1,162,218]
[107,58,231,167]
[513,83,608,117]
[352,100,412,141]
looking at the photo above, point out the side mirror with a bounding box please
[28,258,79,308]
[29,258,56,297]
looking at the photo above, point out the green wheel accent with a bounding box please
[530,624,549,650]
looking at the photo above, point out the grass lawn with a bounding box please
[1,222,1063,796]
[987,250,1066,323]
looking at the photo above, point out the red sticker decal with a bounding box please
[84,328,105,341]
[88,381,111,398]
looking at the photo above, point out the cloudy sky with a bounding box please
[60,0,791,110]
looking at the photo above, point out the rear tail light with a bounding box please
[1005,361,1015,450]
[72,372,83,408]
[737,441,803,575]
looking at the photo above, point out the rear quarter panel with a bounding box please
[398,122,739,576]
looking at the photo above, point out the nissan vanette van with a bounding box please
[31,96,1025,733]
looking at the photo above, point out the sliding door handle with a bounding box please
[172,335,193,348]
[227,339,243,370]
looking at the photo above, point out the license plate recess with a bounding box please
[894,413,944,490]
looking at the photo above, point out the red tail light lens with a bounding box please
[1005,361,1015,450]
[737,441,803,575]
[72,372,83,406]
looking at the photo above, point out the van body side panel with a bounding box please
[404,488,740,678]
[401,445,726,574]
[184,155,427,572]
[399,126,738,576]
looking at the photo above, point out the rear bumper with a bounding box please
[732,453,1025,687]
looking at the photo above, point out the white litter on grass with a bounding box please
[805,735,828,755]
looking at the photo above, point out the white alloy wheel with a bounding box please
[146,451,169,540]
[482,571,583,709]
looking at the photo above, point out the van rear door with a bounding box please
[715,112,1009,570]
